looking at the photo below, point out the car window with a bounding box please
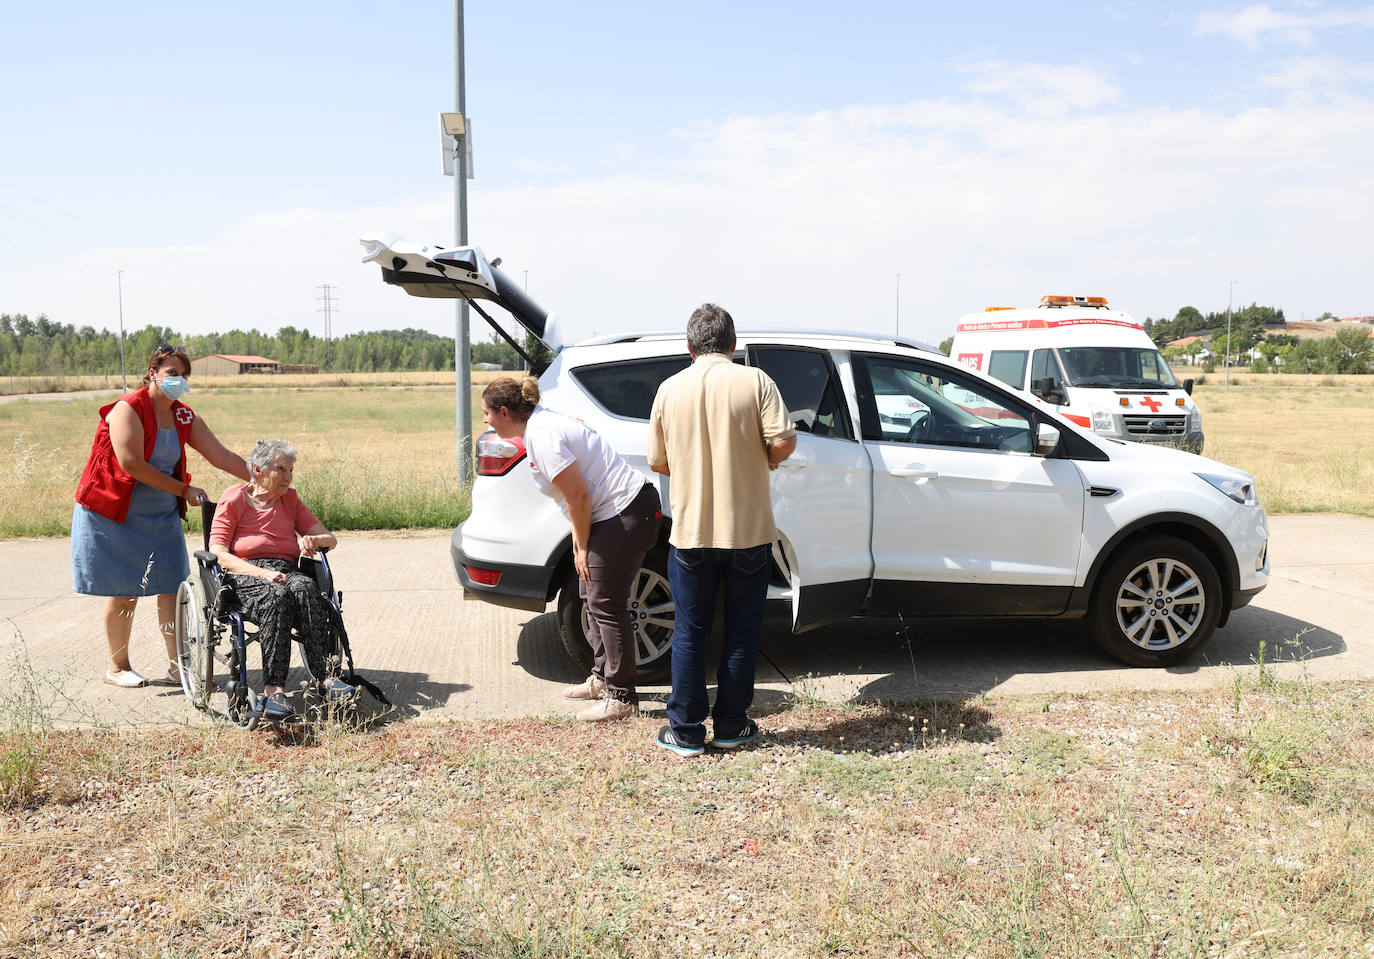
[749,346,852,439]
[987,350,1027,389]
[857,356,1034,453]
[570,356,691,420]
[1031,348,1063,394]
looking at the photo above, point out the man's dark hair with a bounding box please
[686,303,736,356]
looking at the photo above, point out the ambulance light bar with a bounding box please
[984,306,1014,312]
[1041,295,1110,308]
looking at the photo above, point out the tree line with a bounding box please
[0,313,541,377]
[1141,304,1372,374]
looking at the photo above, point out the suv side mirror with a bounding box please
[1183,378,1194,395]
[1036,377,1066,405]
[1035,422,1061,457]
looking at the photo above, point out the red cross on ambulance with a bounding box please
[1139,396,1163,413]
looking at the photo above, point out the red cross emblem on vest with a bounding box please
[176,407,194,425]
[1140,397,1162,413]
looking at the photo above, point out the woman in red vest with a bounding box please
[72,345,250,688]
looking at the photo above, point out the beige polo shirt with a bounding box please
[647,353,794,549]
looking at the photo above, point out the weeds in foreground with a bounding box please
[0,638,54,809]
[3,645,1373,957]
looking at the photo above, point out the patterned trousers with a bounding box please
[224,557,336,687]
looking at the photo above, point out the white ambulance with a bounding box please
[950,295,1204,453]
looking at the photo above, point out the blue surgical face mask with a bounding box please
[158,375,190,400]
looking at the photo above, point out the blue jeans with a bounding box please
[666,544,771,747]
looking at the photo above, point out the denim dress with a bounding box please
[71,427,190,597]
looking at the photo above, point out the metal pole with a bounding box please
[116,271,127,389]
[1224,280,1235,387]
[453,0,473,484]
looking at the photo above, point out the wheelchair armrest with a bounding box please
[298,552,335,596]
[194,550,220,567]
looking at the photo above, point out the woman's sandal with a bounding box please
[103,668,148,688]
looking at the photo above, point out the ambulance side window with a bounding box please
[1031,349,1064,398]
[987,351,1027,390]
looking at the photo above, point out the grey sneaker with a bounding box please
[577,698,638,722]
[563,675,606,700]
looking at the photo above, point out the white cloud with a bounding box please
[957,61,1123,114]
[6,68,1372,346]
[1195,4,1374,47]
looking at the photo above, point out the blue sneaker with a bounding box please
[710,719,760,750]
[656,724,705,758]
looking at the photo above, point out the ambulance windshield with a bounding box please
[1058,347,1179,390]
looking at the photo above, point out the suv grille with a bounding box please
[1123,414,1186,437]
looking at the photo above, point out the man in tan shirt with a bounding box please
[647,303,796,756]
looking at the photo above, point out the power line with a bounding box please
[317,284,338,372]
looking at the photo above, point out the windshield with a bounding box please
[1057,347,1179,389]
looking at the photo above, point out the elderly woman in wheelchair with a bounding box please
[174,438,360,726]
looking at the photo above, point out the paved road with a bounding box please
[2,514,1370,728]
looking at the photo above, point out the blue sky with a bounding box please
[2,1,1372,345]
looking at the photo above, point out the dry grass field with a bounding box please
[0,374,511,537]
[0,370,476,396]
[1,376,1371,536]
[1190,383,1374,517]
[2,667,1370,957]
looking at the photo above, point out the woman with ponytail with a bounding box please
[482,376,662,721]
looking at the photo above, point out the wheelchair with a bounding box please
[173,500,388,729]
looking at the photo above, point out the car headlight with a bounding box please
[1187,406,1202,432]
[1196,472,1258,506]
[1090,407,1120,437]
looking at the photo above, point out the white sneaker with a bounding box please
[577,698,638,722]
[562,675,607,700]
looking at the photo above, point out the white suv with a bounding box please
[362,236,1270,676]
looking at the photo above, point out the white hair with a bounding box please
[247,438,298,476]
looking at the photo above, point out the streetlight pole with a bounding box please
[895,273,902,335]
[452,0,472,485]
[1224,280,1236,387]
[116,271,127,390]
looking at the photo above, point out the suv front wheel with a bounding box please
[556,546,677,682]
[1089,535,1223,667]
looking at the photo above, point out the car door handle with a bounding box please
[890,467,938,480]
[776,456,808,469]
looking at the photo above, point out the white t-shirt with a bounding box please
[524,406,646,523]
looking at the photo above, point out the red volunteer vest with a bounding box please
[74,388,195,522]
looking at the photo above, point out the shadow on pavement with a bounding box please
[506,597,1342,711]
[514,611,587,684]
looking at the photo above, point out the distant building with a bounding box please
[190,354,282,376]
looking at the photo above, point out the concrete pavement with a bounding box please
[2,514,1371,728]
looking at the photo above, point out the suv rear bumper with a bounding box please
[450,529,558,613]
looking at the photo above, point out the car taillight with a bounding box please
[475,430,526,476]
[465,565,501,586]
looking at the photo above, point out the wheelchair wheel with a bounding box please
[174,577,214,711]
[175,576,259,730]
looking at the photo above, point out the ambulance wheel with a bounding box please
[1089,536,1222,667]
